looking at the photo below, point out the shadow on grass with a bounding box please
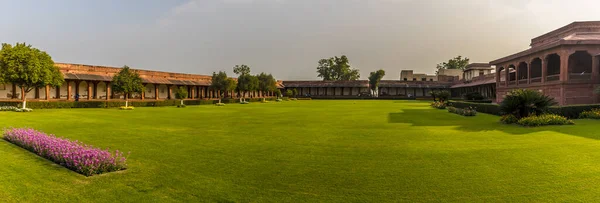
[388,108,599,138]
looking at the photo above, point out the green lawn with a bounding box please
[2,100,600,202]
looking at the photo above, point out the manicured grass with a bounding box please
[2,100,600,202]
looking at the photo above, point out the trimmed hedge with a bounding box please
[449,101,600,119]
[0,98,276,109]
[449,101,501,115]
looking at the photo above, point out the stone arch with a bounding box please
[530,58,542,83]
[508,65,516,84]
[97,82,108,99]
[568,51,592,80]
[145,84,156,99]
[497,66,505,82]
[546,53,561,81]
[518,62,528,81]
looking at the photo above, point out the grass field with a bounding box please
[2,100,600,202]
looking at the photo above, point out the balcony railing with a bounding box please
[530,77,542,83]
[546,74,560,82]
[569,73,592,81]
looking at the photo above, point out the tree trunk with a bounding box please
[180,99,183,105]
[125,94,129,107]
[21,89,27,109]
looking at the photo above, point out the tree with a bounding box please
[316,55,360,81]
[436,55,470,74]
[233,65,259,102]
[0,43,64,109]
[292,88,298,98]
[257,72,277,98]
[174,86,188,106]
[368,69,385,97]
[210,71,236,104]
[285,89,293,97]
[274,89,282,99]
[428,90,439,101]
[111,66,144,108]
[436,90,451,103]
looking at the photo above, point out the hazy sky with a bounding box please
[1,0,599,80]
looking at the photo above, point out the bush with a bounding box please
[119,106,134,110]
[450,101,500,115]
[579,109,600,119]
[3,128,128,176]
[500,114,518,124]
[517,114,574,127]
[500,89,556,119]
[437,90,451,102]
[548,104,600,119]
[177,104,186,108]
[430,101,447,109]
[447,106,477,116]
[0,106,17,111]
[464,92,485,101]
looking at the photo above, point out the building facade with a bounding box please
[491,21,600,105]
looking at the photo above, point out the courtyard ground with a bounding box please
[1,100,600,202]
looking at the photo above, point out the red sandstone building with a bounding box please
[491,21,600,105]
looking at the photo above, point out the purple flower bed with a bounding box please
[3,128,128,176]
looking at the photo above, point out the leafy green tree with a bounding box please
[292,88,298,98]
[257,72,277,97]
[174,86,188,106]
[211,71,236,104]
[428,90,439,101]
[274,89,282,99]
[316,55,360,81]
[436,90,451,103]
[368,69,385,97]
[500,89,556,119]
[436,55,470,74]
[111,66,144,108]
[233,65,259,102]
[0,43,64,109]
[285,89,293,97]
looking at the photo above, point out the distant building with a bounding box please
[463,63,494,81]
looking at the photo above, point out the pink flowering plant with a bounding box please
[3,128,128,176]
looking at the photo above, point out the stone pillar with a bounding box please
[11,84,16,99]
[560,52,570,82]
[527,61,532,84]
[191,86,196,99]
[67,81,72,101]
[541,57,547,83]
[106,82,111,100]
[505,66,509,87]
[155,84,159,100]
[515,65,519,86]
[592,55,599,83]
[87,82,92,100]
[168,86,172,99]
[45,85,50,100]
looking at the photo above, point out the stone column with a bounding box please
[106,82,111,100]
[45,85,50,100]
[505,66,509,87]
[527,61,532,84]
[560,51,570,82]
[168,86,172,99]
[155,84,159,100]
[541,57,547,83]
[515,65,519,86]
[67,81,72,101]
[592,54,599,82]
[191,86,196,99]
[87,82,92,100]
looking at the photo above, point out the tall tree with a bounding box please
[111,66,144,108]
[174,86,188,106]
[233,64,259,102]
[316,55,360,81]
[436,55,470,74]
[210,71,236,104]
[368,69,386,97]
[0,43,64,109]
[257,72,277,97]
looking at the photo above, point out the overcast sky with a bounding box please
[1,0,599,80]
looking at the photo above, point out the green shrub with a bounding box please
[500,89,556,119]
[579,109,600,119]
[500,114,518,124]
[437,90,451,102]
[464,92,485,101]
[548,104,600,119]
[430,101,447,109]
[215,103,225,106]
[517,114,574,127]
[450,101,500,115]
[447,106,476,116]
